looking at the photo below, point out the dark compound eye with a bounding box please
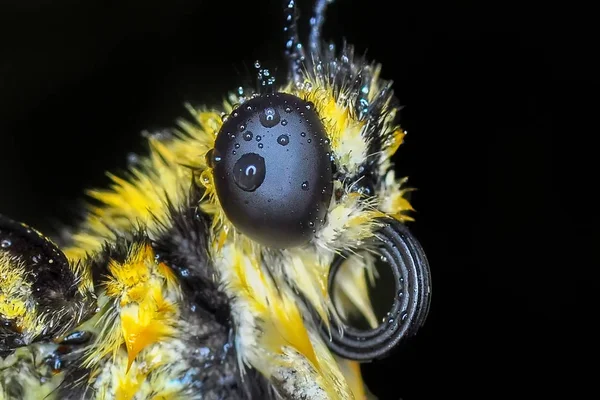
[212,92,333,248]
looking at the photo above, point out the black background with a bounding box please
[0,0,597,399]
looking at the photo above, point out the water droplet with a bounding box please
[256,135,262,142]
[258,143,264,149]
[246,105,253,112]
[232,112,239,118]
[233,153,266,192]
[301,181,309,191]
[277,134,290,146]
[301,132,306,137]
[243,131,253,141]
[238,123,246,132]
[308,221,315,228]
[284,106,292,113]
[388,318,395,324]
[401,312,408,322]
[380,255,388,263]
[234,143,240,149]
[1,239,11,248]
[254,60,261,69]
[324,138,330,145]
[305,101,314,110]
[281,119,288,126]
[307,138,312,143]
[232,150,237,155]
[397,290,404,298]
[260,107,281,127]
[221,114,229,123]
[228,132,235,140]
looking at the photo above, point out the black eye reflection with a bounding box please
[212,92,333,248]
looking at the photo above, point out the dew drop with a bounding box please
[301,132,306,137]
[238,123,246,132]
[281,119,288,126]
[234,143,240,149]
[258,143,264,149]
[221,114,229,123]
[232,150,237,155]
[243,131,253,141]
[284,106,292,113]
[256,135,262,142]
[1,239,11,248]
[260,107,281,128]
[277,134,290,146]
[301,181,309,191]
[305,101,314,110]
[308,221,315,228]
[233,153,266,192]
[307,138,312,143]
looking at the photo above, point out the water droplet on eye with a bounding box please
[233,153,266,192]
[308,221,315,228]
[258,143,264,149]
[324,138,330,145]
[301,132,306,137]
[401,312,408,322]
[228,132,235,140]
[243,131,253,141]
[232,112,239,118]
[234,143,240,149]
[1,239,11,248]
[307,138,312,143]
[238,123,246,132]
[301,181,309,191]
[277,134,289,146]
[232,150,237,155]
[388,318,395,324]
[305,101,314,110]
[284,106,292,113]
[260,107,281,128]
[246,105,253,112]
[256,135,262,142]
[281,119,288,126]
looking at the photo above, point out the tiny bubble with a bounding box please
[277,134,290,146]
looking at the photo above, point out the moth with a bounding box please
[0,0,431,399]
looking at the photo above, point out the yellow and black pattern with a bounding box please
[0,1,431,399]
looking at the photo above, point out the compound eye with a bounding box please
[211,93,333,248]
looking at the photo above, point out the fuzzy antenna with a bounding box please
[308,0,333,57]
[283,0,306,83]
